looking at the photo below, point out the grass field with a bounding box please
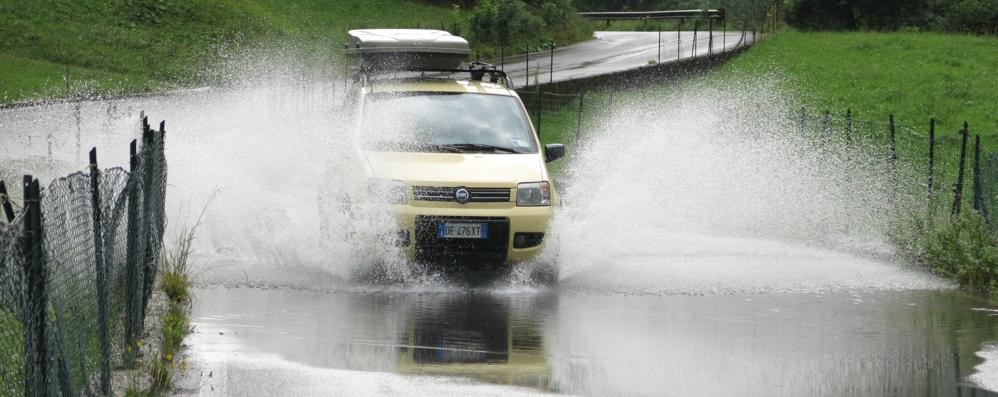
[0,0,590,105]
[538,30,998,153]
[715,31,998,142]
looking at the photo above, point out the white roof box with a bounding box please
[345,29,471,71]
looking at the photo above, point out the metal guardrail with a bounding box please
[578,9,725,21]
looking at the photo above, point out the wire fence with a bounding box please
[0,115,167,396]
[518,85,997,236]
[794,108,997,228]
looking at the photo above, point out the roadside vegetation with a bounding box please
[712,30,998,295]
[468,0,592,57]
[0,0,591,105]
[125,210,203,396]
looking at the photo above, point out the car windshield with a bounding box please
[360,91,538,154]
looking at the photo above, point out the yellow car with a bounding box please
[337,29,564,268]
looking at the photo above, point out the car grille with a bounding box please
[414,216,510,263]
[411,186,511,203]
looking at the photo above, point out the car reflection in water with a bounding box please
[394,293,553,390]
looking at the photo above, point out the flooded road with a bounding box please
[178,283,998,396]
[2,35,997,396]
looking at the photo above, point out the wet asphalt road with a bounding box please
[499,31,754,87]
[174,284,998,396]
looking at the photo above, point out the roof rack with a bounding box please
[353,61,514,89]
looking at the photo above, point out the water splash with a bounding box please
[0,54,948,293]
[540,75,949,294]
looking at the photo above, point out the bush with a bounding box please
[469,0,591,48]
[787,0,998,33]
[920,212,998,291]
[470,0,541,45]
[896,208,998,294]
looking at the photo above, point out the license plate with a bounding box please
[437,222,488,239]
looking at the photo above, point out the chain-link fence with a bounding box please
[0,115,167,396]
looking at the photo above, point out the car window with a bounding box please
[360,91,538,154]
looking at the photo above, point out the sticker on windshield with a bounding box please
[510,138,528,147]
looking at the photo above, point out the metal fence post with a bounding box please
[143,121,167,313]
[89,148,111,395]
[536,89,544,138]
[722,16,726,50]
[139,122,156,326]
[0,181,14,222]
[657,27,661,63]
[953,122,970,216]
[575,91,585,142]
[549,43,554,86]
[799,107,806,136]
[526,47,533,88]
[692,20,699,57]
[708,16,714,54]
[500,32,506,71]
[973,134,983,213]
[821,111,831,146]
[845,109,852,146]
[23,175,46,397]
[677,19,682,61]
[928,118,935,207]
[124,138,141,366]
[75,102,82,164]
[889,114,899,203]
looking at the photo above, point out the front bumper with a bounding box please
[392,204,554,264]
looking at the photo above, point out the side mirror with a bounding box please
[544,143,565,163]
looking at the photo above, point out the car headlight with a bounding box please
[516,181,550,206]
[367,179,407,205]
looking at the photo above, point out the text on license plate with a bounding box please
[437,222,488,239]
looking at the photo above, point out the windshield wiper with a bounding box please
[438,143,523,154]
[366,141,463,153]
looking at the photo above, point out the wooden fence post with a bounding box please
[953,122,970,216]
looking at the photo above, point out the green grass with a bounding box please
[0,0,591,104]
[0,54,159,103]
[715,31,998,143]
[0,310,24,397]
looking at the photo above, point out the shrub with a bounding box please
[920,212,998,291]
[470,0,542,45]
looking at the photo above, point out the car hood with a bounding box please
[362,151,547,186]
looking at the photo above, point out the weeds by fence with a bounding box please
[0,116,167,396]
